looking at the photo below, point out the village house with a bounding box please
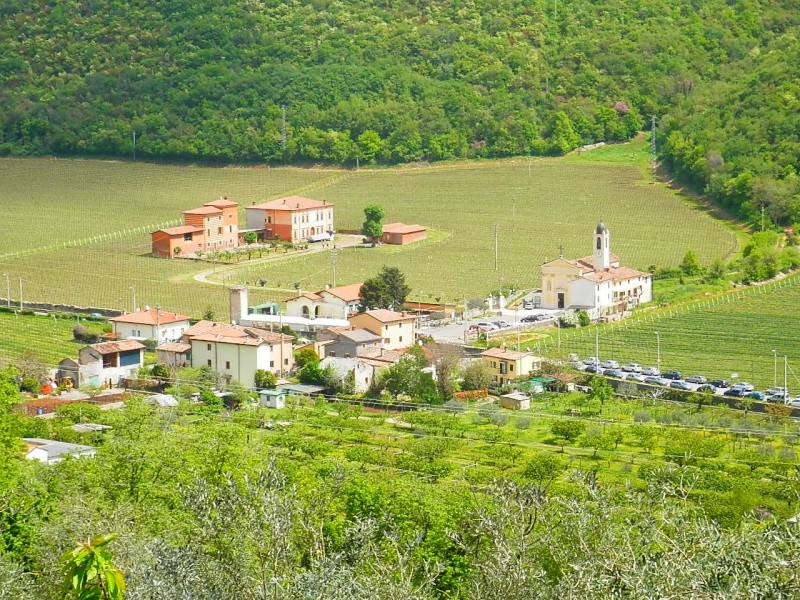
[245,196,334,244]
[381,222,427,245]
[183,320,294,386]
[109,307,191,343]
[151,196,239,257]
[317,327,382,358]
[539,222,652,318]
[480,348,541,386]
[155,341,192,368]
[285,283,363,320]
[230,286,350,333]
[23,438,97,464]
[321,348,405,394]
[349,309,417,350]
[58,340,145,388]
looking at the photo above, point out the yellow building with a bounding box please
[480,348,541,385]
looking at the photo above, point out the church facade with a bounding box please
[539,223,652,317]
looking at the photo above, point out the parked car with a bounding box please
[644,376,668,386]
[520,315,540,323]
[627,373,647,382]
[603,369,625,379]
[622,363,642,373]
[600,360,620,369]
[477,322,497,332]
[709,379,729,389]
[731,382,755,393]
[685,375,707,384]
[585,365,601,374]
[642,366,660,376]
[670,380,693,391]
[522,301,535,309]
[724,388,748,397]
[697,384,717,393]
[662,371,682,380]
[493,320,512,329]
[583,357,598,366]
[788,397,800,408]
[746,391,767,401]
[768,391,789,402]
[766,387,788,397]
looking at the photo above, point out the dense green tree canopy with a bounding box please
[0,0,796,191]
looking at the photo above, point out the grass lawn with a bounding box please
[0,310,105,365]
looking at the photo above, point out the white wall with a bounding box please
[114,321,189,342]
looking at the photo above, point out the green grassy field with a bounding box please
[0,310,105,365]
[532,274,800,391]
[0,139,738,317]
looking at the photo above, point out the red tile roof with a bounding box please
[184,205,222,215]
[204,197,238,208]
[110,309,190,326]
[353,309,416,323]
[481,348,534,360]
[87,340,145,354]
[382,222,427,234]
[249,196,332,211]
[184,320,292,344]
[321,283,363,302]
[581,266,651,283]
[153,225,203,236]
[288,291,323,302]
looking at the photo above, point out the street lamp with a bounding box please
[772,349,778,389]
[654,331,660,373]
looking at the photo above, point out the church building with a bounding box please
[539,223,652,318]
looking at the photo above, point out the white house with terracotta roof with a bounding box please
[57,339,145,388]
[24,438,97,464]
[539,222,652,317]
[110,308,191,343]
[349,309,416,350]
[184,320,294,386]
[381,222,427,245]
[480,348,541,385]
[245,196,334,243]
[151,197,239,258]
[285,283,363,320]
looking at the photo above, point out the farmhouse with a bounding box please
[285,283,363,320]
[109,307,190,343]
[349,309,416,350]
[539,222,652,318]
[151,196,239,257]
[381,222,427,245]
[245,196,334,244]
[480,348,541,386]
[184,320,294,386]
[58,339,145,388]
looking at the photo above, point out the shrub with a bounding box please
[633,410,651,423]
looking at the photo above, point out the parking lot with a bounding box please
[417,307,562,345]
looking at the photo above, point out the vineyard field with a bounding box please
[0,140,738,316]
[542,275,800,391]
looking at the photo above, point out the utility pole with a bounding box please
[655,331,661,374]
[18,278,22,310]
[331,248,338,287]
[761,205,765,232]
[494,223,499,270]
[132,130,136,161]
[773,349,778,389]
[650,115,657,157]
[2,273,9,308]
[281,104,287,150]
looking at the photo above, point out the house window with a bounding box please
[499,362,508,374]
[510,364,514,372]
[597,237,601,249]
[399,336,403,342]
[384,338,390,344]
[225,361,230,370]
[207,229,210,236]
[207,359,212,366]
[207,344,211,351]
[270,360,274,368]
[344,353,350,358]
[217,227,222,234]
[284,358,289,365]
[329,351,336,357]
[183,233,192,241]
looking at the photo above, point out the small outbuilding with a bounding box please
[381,222,427,245]
[498,391,531,411]
[259,388,288,409]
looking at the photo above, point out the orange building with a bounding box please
[151,197,239,258]
[245,196,334,244]
[380,222,427,245]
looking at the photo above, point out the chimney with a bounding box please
[323,200,326,205]
[144,305,150,311]
[229,286,249,326]
[282,198,286,204]
[296,203,300,208]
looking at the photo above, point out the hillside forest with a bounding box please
[0,0,799,226]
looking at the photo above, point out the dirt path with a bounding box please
[192,234,364,288]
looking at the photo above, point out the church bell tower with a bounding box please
[593,222,610,271]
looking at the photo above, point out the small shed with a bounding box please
[259,388,287,409]
[498,391,531,410]
[147,393,179,407]
[518,377,553,395]
[380,222,427,245]
[277,383,325,397]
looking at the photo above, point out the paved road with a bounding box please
[418,307,562,344]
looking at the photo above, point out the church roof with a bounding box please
[572,253,619,269]
[581,266,651,283]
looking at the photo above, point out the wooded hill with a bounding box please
[0,0,797,222]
